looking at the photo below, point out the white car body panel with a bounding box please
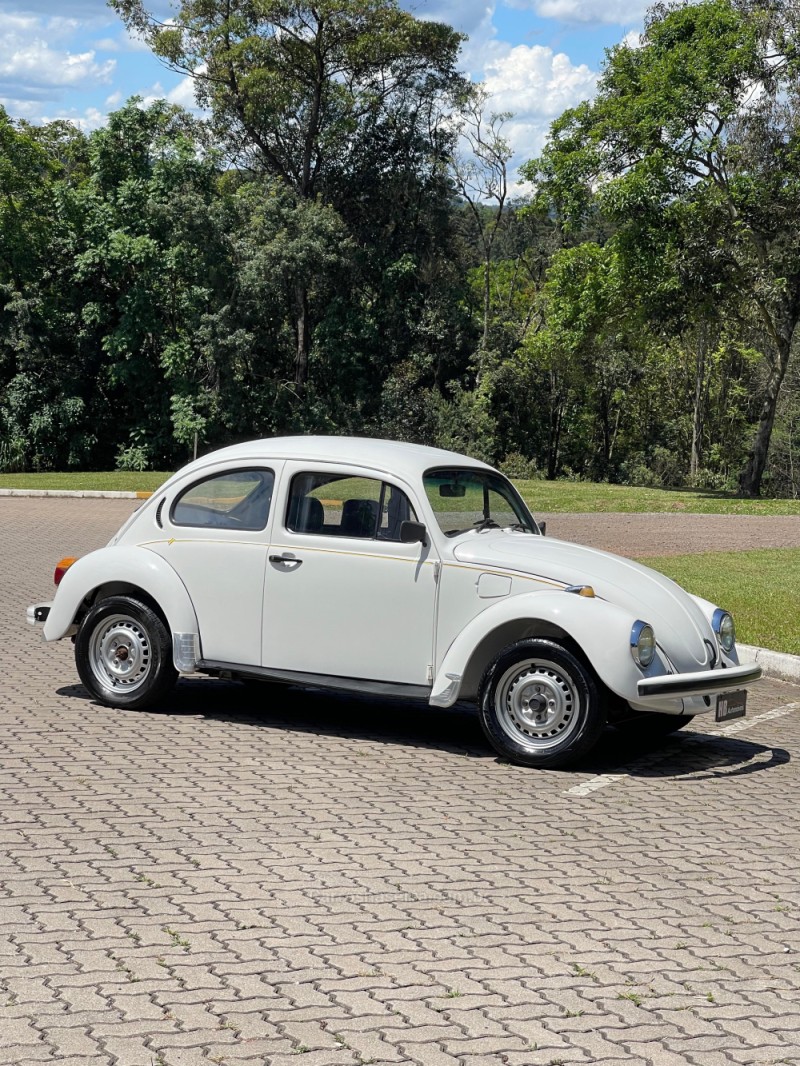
[263,536,438,683]
[43,546,200,655]
[431,590,650,707]
[146,538,267,667]
[450,534,716,671]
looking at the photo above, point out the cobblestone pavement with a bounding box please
[2,498,800,1066]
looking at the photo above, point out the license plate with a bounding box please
[715,690,747,723]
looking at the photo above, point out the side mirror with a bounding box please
[400,520,427,546]
[538,521,546,536]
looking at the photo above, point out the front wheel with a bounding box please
[479,639,605,768]
[75,596,177,709]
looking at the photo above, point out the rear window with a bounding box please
[171,469,274,531]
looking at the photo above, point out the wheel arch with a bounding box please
[430,591,643,708]
[43,547,201,671]
[458,619,582,702]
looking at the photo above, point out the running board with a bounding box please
[196,660,432,701]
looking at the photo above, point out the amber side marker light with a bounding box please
[54,557,78,587]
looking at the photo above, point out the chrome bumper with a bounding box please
[27,602,52,626]
[637,661,762,699]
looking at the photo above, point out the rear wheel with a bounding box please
[75,596,177,709]
[479,639,605,768]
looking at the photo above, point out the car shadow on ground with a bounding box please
[580,728,789,781]
[58,677,789,780]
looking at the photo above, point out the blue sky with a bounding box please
[0,0,647,181]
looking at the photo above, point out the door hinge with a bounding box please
[433,561,442,583]
[426,664,433,683]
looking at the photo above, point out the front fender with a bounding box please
[430,591,657,707]
[43,546,201,670]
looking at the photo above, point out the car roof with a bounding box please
[165,436,496,486]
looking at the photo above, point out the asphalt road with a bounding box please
[2,498,800,1066]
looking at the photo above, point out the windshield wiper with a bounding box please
[473,518,500,531]
[507,522,531,533]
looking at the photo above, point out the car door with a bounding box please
[261,464,439,685]
[148,463,282,665]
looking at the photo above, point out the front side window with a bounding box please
[287,472,417,541]
[171,469,274,531]
[423,468,537,537]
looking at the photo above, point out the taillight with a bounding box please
[54,557,78,586]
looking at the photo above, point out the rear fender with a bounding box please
[43,546,200,672]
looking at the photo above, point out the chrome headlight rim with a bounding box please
[712,608,736,654]
[630,620,656,669]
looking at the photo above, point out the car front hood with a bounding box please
[452,532,715,669]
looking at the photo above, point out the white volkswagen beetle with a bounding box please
[28,437,761,768]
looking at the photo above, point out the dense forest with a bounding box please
[1,0,799,496]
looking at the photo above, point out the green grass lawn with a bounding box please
[0,471,173,492]
[518,479,800,515]
[2,471,799,514]
[636,548,800,655]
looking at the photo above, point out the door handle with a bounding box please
[269,553,302,566]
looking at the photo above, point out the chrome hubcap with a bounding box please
[494,658,581,752]
[89,615,151,692]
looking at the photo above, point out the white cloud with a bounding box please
[135,80,167,108]
[621,29,642,49]
[0,45,114,91]
[0,12,115,96]
[480,42,598,182]
[407,0,494,36]
[0,93,39,117]
[510,0,649,26]
[167,75,198,110]
[41,105,106,132]
[132,70,204,114]
[105,89,122,107]
[0,0,156,19]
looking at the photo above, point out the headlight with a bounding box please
[712,609,736,653]
[630,620,656,668]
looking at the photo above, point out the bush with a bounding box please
[499,452,540,479]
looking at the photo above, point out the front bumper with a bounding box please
[27,602,52,626]
[637,661,762,699]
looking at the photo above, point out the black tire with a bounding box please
[75,596,177,710]
[614,711,695,738]
[478,639,605,768]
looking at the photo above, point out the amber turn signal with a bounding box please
[54,557,78,587]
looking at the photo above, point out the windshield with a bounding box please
[423,468,539,537]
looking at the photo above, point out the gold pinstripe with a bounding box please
[140,538,568,588]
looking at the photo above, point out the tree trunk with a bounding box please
[690,338,706,477]
[547,373,563,479]
[483,259,491,348]
[294,282,310,391]
[738,327,795,496]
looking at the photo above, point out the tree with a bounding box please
[0,110,97,470]
[110,0,468,391]
[524,0,800,494]
[450,88,513,356]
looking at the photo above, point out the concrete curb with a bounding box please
[739,643,800,684]
[0,489,152,499]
